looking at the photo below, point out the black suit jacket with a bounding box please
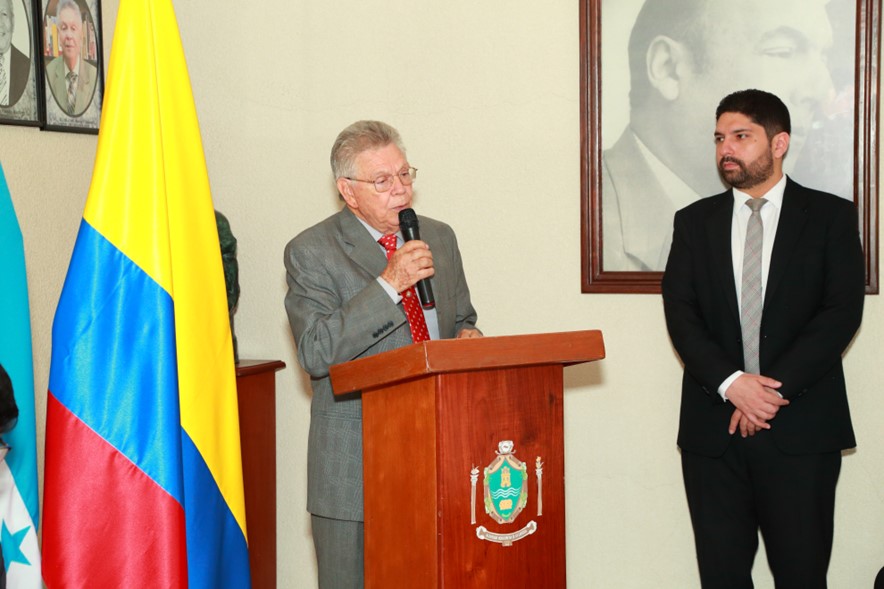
[662,177,864,457]
[4,45,30,107]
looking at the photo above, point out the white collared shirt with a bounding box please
[730,174,787,309]
[64,56,81,79]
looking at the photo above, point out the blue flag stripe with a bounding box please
[181,430,251,587]
[49,220,184,504]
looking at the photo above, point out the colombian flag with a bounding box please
[42,0,250,587]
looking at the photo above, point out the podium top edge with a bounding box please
[235,359,287,377]
[329,329,605,396]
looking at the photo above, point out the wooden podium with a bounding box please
[330,330,605,588]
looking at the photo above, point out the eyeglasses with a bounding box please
[346,167,417,193]
[0,438,10,461]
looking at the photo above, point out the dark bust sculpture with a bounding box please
[216,210,240,362]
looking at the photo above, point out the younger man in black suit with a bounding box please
[662,89,864,588]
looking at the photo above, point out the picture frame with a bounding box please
[0,0,41,126]
[580,0,880,294]
[37,0,103,133]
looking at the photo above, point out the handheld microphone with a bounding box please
[398,208,435,308]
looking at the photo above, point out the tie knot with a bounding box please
[379,234,397,252]
[67,72,78,83]
[745,198,767,213]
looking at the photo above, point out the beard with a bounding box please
[718,149,775,190]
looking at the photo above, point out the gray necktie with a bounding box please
[66,72,78,114]
[741,198,767,374]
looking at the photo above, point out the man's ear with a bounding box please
[771,131,791,159]
[646,35,691,101]
[337,177,357,208]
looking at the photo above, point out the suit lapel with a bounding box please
[337,208,387,278]
[605,132,678,269]
[75,60,90,112]
[705,192,740,323]
[415,219,452,333]
[52,62,65,102]
[335,207,458,340]
[765,179,808,309]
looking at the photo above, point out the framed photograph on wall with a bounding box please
[38,0,103,133]
[0,0,41,126]
[580,0,880,293]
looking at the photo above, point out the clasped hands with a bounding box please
[726,373,789,438]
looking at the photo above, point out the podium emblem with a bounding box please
[470,441,543,545]
[483,440,527,524]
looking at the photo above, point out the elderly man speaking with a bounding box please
[284,120,481,587]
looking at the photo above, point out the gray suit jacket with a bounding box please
[45,56,97,116]
[284,207,479,521]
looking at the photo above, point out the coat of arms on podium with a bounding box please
[469,440,543,546]
[484,440,527,523]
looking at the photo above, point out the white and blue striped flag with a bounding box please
[0,162,42,587]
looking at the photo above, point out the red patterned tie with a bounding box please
[379,235,431,343]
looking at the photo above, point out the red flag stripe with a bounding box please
[42,393,188,588]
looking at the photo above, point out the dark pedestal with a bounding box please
[236,359,285,589]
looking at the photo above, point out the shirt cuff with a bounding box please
[718,371,743,401]
[377,276,402,303]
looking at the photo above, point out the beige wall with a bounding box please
[1,1,882,587]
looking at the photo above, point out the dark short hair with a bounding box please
[0,364,19,435]
[628,0,708,109]
[716,89,791,139]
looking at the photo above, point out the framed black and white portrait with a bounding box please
[0,0,40,126]
[38,0,103,133]
[580,0,880,293]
